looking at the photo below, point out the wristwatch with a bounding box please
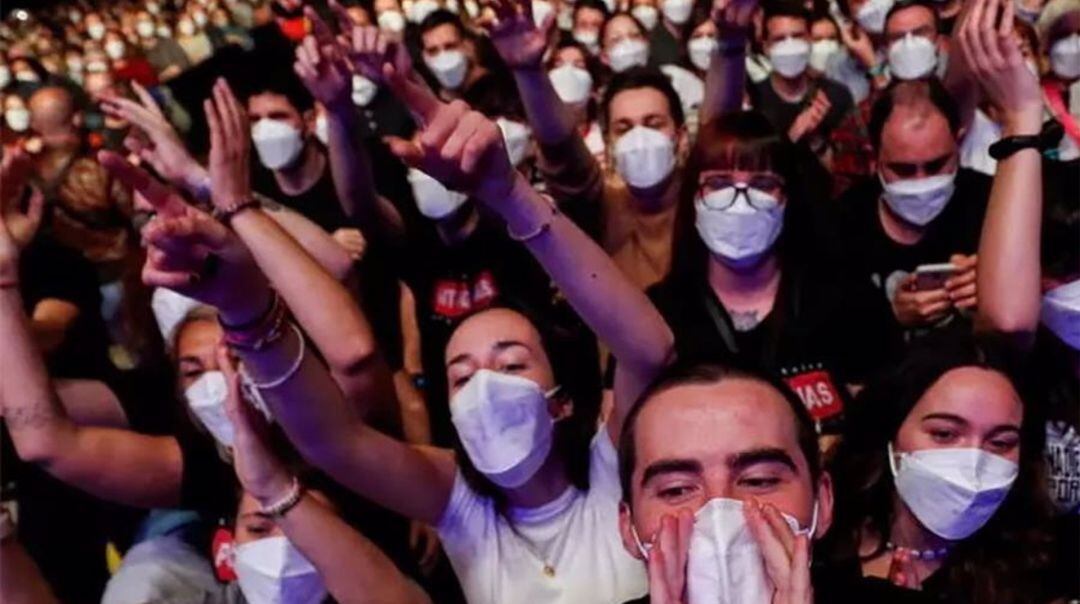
[989,122,1064,160]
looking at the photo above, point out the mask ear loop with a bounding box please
[887,441,902,478]
[630,522,653,560]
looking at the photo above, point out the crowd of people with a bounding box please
[0,0,1077,601]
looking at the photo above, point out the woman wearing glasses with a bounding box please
[645,111,899,434]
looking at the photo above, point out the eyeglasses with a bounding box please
[697,181,783,211]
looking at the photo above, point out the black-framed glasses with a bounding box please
[697,181,782,211]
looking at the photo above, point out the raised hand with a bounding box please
[382,60,516,204]
[645,511,694,604]
[710,0,758,34]
[745,502,813,604]
[788,91,831,143]
[0,150,45,259]
[837,21,877,70]
[99,150,270,322]
[956,0,1041,135]
[203,78,252,212]
[219,345,296,505]
[482,0,555,70]
[98,82,209,199]
[295,7,353,110]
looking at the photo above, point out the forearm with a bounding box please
[1,538,59,604]
[512,67,579,146]
[257,197,354,280]
[278,494,431,604]
[492,176,675,391]
[975,112,1043,341]
[702,32,749,125]
[395,370,432,446]
[231,208,392,417]
[325,105,377,221]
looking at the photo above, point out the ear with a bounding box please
[618,501,647,560]
[813,471,834,540]
[302,108,317,134]
[73,110,84,128]
[675,124,690,162]
[548,390,574,421]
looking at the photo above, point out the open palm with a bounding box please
[484,0,555,69]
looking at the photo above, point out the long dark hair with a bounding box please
[665,110,819,290]
[448,300,602,511]
[822,333,1058,604]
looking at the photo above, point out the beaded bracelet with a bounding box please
[507,202,559,243]
[260,477,304,519]
[221,292,289,352]
[212,196,261,226]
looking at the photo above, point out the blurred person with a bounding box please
[134,9,191,81]
[103,29,159,87]
[177,13,215,65]
[545,38,606,162]
[573,0,612,55]
[631,0,661,31]
[649,0,695,65]
[1036,0,1080,161]
[207,7,256,51]
[2,93,31,143]
[375,0,410,37]
[600,12,651,73]
[883,0,947,81]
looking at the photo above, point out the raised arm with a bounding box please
[700,0,757,125]
[296,4,406,236]
[219,352,431,604]
[382,61,675,444]
[962,0,1044,346]
[0,152,182,509]
[132,86,456,525]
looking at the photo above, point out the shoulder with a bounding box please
[820,77,855,105]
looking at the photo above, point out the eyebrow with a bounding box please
[177,356,202,365]
[446,340,531,368]
[921,412,968,425]
[640,458,703,487]
[728,447,798,473]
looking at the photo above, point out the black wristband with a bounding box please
[989,123,1064,160]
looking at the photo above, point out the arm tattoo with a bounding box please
[3,397,63,431]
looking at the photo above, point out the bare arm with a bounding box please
[964,0,1044,346]
[1,532,60,604]
[700,0,758,125]
[397,282,433,446]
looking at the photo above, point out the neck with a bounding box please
[628,172,680,213]
[42,132,79,150]
[771,71,808,101]
[273,143,323,195]
[435,204,480,245]
[889,494,953,553]
[504,449,572,509]
[877,198,926,245]
[663,18,681,38]
[707,252,781,304]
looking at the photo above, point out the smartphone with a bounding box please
[914,263,957,291]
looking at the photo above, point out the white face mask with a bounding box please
[409,0,441,23]
[407,168,469,218]
[889,442,1018,540]
[662,0,693,24]
[14,70,40,83]
[450,369,558,489]
[157,25,173,38]
[352,74,379,106]
[1041,279,1080,350]
[137,20,156,38]
[148,2,161,16]
[71,11,83,24]
[314,114,329,145]
[234,536,328,604]
[855,0,894,34]
[497,118,532,167]
[682,498,815,604]
[688,37,717,71]
[251,119,306,171]
[88,22,107,40]
[548,64,593,105]
[809,39,840,72]
[574,29,601,55]
[4,107,30,132]
[614,125,677,189]
[378,9,407,33]
[632,5,659,30]
[67,58,84,73]
[767,37,811,78]
[533,0,556,28]
[695,185,785,268]
[179,20,197,36]
[184,371,235,448]
[0,67,10,89]
[425,49,469,91]
[888,33,937,80]
[1050,33,1080,81]
[879,170,957,226]
[87,60,109,74]
[608,38,650,73]
[105,40,126,60]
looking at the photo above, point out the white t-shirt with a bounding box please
[437,432,648,604]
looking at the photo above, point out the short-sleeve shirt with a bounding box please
[437,432,648,604]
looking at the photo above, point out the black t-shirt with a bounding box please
[19,234,113,381]
[825,169,991,330]
[252,160,350,233]
[648,259,899,432]
[648,24,683,68]
[392,212,595,446]
[751,76,854,140]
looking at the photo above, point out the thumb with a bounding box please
[217,344,249,434]
[99,150,188,217]
[384,135,424,168]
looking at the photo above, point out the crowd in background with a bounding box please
[0,0,1077,602]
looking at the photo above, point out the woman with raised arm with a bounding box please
[137,55,677,604]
